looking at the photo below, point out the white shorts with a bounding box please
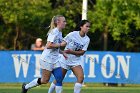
[58,54,68,70]
[59,54,81,70]
[40,59,61,71]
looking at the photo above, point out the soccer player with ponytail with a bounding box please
[21,15,66,93]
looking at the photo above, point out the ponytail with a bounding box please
[47,15,64,35]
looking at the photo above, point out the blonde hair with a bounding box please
[47,15,64,35]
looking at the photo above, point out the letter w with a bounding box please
[12,54,31,78]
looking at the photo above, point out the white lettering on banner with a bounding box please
[11,53,131,80]
[85,54,131,79]
[34,54,41,78]
[116,55,130,79]
[85,54,99,78]
[101,54,115,78]
[12,54,31,78]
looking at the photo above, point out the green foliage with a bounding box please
[0,0,52,50]
[0,0,139,51]
[88,0,140,51]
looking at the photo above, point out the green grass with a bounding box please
[0,83,140,93]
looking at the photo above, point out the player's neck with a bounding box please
[57,27,62,32]
[79,31,85,37]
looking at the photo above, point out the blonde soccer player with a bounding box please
[21,15,66,93]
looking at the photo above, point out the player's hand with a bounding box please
[64,49,72,54]
[62,52,68,59]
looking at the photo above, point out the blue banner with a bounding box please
[0,51,140,84]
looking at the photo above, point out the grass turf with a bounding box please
[0,83,140,93]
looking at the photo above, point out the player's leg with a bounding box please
[52,67,67,93]
[21,59,52,93]
[80,56,86,87]
[52,67,63,93]
[48,55,67,93]
[48,80,56,93]
[71,65,84,93]
[22,69,51,93]
[48,68,67,93]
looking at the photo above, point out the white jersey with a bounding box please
[63,31,90,65]
[40,28,63,63]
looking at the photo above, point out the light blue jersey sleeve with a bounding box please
[47,30,57,42]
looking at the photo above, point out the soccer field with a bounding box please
[0,83,140,93]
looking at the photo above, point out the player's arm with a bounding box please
[46,30,63,49]
[59,49,68,59]
[59,41,68,58]
[64,49,85,56]
[64,39,90,56]
[46,39,67,49]
[60,40,67,47]
[46,41,61,49]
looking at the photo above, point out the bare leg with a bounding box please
[41,69,52,84]
[26,69,51,89]
[71,65,84,93]
[22,69,51,93]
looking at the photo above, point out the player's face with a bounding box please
[58,17,66,29]
[81,22,90,34]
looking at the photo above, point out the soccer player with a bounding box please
[21,15,66,93]
[48,20,90,93]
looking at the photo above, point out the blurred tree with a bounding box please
[48,0,83,36]
[88,0,140,51]
[0,0,52,50]
[0,0,140,52]
[48,0,96,37]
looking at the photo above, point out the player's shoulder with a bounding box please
[85,34,90,42]
[72,31,79,34]
[49,28,59,35]
[68,31,78,35]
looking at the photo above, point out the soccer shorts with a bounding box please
[39,59,61,71]
[59,54,81,70]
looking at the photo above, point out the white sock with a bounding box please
[25,78,39,89]
[55,86,62,93]
[74,83,82,93]
[48,82,56,93]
